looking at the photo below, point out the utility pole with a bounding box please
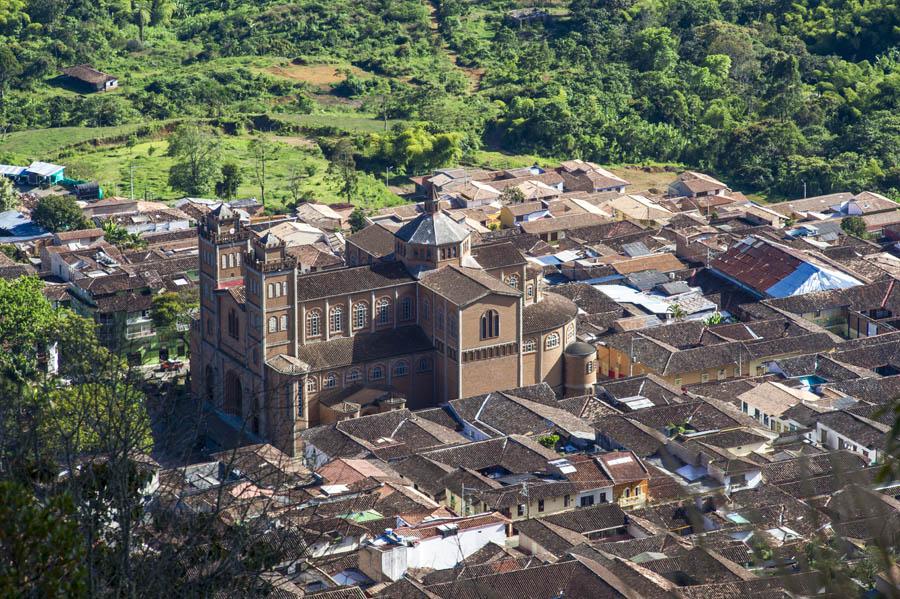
[384,166,392,188]
[129,164,135,201]
[629,336,635,377]
[460,484,479,516]
[802,181,807,199]
[521,481,530,520]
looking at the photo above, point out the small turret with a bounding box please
[564,341,597,395]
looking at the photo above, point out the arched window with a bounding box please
[370,365,384,381]
[417,357,432,372]
[634,486,641,496]
[324,373,337,389]
[346,369,361,384]
[268,316,277,333]
[507,274,519,289]
[267,284,274,299]
[220,255,227,269]
[423,298,430,320]
[330,306,343,333]
[400,297,412,321]
[352,302,368,330]
[523,338,536,353]
[392,361,409,377]
[624,487,631,498]
[480,310,500,339]
[306,377,318,393]
[280,315,288,331]
[375,298,391,325]
[227,253,235,268]
[545,332,560,350]
[448,314,458,338]
[281,282,288,297]
[306,310,321,337]
[436,307,444,330]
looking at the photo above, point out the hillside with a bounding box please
[0,0,898,203]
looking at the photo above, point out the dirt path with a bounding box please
[424,0,484,93]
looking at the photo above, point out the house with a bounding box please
[596,451,649,508]
[597,194,674,225]
[737,381,822,433]
[451,180,502,208]
[770,190,897,221]
[61,64,119,92]
[0,210,51,242]
[51,228,105,248]
[24,161,65,186]
[561,454,614,507]
[520,213,609,243]
[710,235,862,299]
[813,410,887,464]
[505,7,550,25]
[668,171,729,198]
[358,513,509,582]
[557,160,629,194]
[516,503,628,559]
[499,201,551,228]
[295,202,345,231]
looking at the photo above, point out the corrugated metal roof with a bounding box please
[26,161,65,177]
[0,165,26,176]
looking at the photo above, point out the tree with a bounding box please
[0,276,78,382]
[348,207,367,233]
[368,126,464,175]
[667,303,686,321]
[327,139,359,204]
[167,124,221,196]
[499,186,526,205]
[632,27,679,73]
[0,175,17,212]
[248,136,279,206]
[133,1,150,43]
[215,162,242,200]
[101,220,146,250]
[0,482,87,597]
[0,46,22,104]
[31,195,88,233]
[286,162,317,207]
[841,216,868,238]
[149,0,173,25]
[151,290,197,354]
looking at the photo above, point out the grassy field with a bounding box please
[60,133,403,210]
[0,124,148,162]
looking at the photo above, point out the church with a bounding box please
[190,197,596,456]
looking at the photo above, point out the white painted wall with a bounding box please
[364,522,507,581]
[815,423,880,464]
[404,523,507,571]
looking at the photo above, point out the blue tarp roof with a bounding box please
[0,210,51,241]
[765,261,861,298]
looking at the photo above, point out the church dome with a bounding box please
[394,210,470,246]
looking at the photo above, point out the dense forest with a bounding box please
[0,0,899,200]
